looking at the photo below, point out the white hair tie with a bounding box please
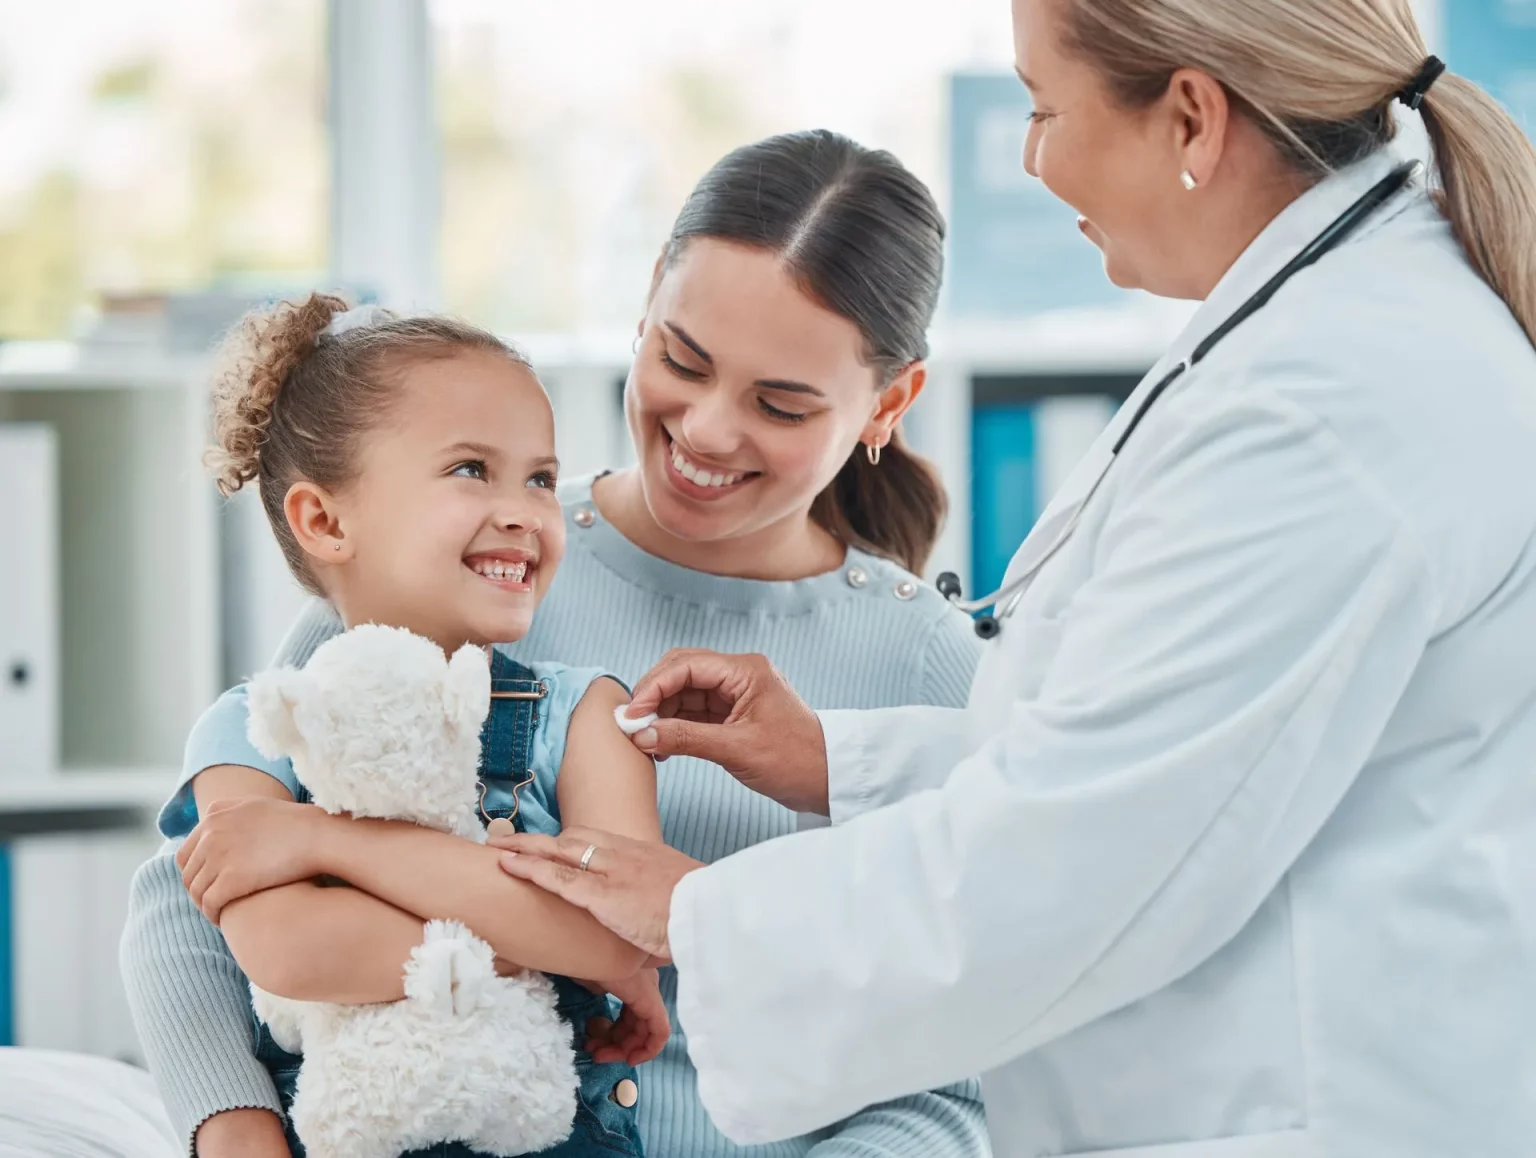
[324,303,390,337]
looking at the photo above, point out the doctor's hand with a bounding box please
[625,649,830,815]
[490,826,703,963]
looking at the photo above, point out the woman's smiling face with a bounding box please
[625,239,894,549]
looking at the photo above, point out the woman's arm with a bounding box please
[119,850,290,1156]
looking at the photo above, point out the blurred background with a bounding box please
[0,0,1525,1065]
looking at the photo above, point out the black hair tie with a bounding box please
[1396,55,1447,111]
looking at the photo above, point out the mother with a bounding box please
[120,130,989,1158]
[496,0,1536,1156]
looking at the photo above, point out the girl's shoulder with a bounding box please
[493,654,627,709]
[489,650,626,777]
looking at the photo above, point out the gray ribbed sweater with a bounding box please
[119,476,989,1157]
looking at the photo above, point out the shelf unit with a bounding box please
[0,341,221,778]
[0,340,216,1057]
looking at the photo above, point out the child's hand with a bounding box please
[177,797,328,923]
[581,967,671,1066]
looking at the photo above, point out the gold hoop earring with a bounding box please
[866,442,882,466]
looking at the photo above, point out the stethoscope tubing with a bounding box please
[942,160,1422,637]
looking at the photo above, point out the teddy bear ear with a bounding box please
[442,644,492,740]
[246,667,314,761]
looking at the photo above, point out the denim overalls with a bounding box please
[253,651,645,1158]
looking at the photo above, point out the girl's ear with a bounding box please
[246,667,315,761]
[284,480,352,565]
[443,644,492,740]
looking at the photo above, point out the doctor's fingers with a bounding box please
[628,649,764,717]
[497,845,600,911]
[489,828,605,864]
[639,714,752,767]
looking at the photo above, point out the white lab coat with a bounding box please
[666,148,1536,1157]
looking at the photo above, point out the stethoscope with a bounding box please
[937,159,1421,639]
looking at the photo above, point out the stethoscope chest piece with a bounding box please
[938,571,1003,639]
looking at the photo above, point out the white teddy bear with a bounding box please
[244,623,578,1158]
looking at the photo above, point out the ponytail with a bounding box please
[810,428,947,576]
[1419,75,1536,348]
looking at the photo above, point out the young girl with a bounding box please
[157,293,666,1158]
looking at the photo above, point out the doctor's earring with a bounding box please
[1180,169,1199,191]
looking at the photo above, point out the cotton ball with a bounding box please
[613,704,658,736]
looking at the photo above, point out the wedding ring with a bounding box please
[578,843,598,872]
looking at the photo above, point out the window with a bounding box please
[432,0,1014,334]
[0,0,326,340]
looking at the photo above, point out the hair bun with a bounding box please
[204,292,351,496]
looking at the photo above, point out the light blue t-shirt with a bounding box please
[158,657,607,840]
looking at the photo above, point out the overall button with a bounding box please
[846,566,869,589]
[612,1078,639,1108]
[573,505,596,528]
[893,579,917,601]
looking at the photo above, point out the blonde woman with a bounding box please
[494,2,1536,1156]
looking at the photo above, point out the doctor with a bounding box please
[497,0,1536,1153]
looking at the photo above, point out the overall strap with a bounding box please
[477,649,546,827]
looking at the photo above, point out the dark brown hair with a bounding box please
[206,292,528,594]
[660,130,949,575]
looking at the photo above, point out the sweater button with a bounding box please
[893,580,917,601]
[612,1077,639,1107]
[573,505,596,528]
[846,566,869,589]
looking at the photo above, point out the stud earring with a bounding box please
[333,543,342,551]
[1180,169,1198,191]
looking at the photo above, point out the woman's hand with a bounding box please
[193,1107,292,1158]
[177,797,329,923]
[625,649,831,815]
[579,968,671,1066]
[490,826,702,962]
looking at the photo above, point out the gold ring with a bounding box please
[578,844,598,872]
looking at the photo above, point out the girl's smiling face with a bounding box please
[306,349,566,652]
